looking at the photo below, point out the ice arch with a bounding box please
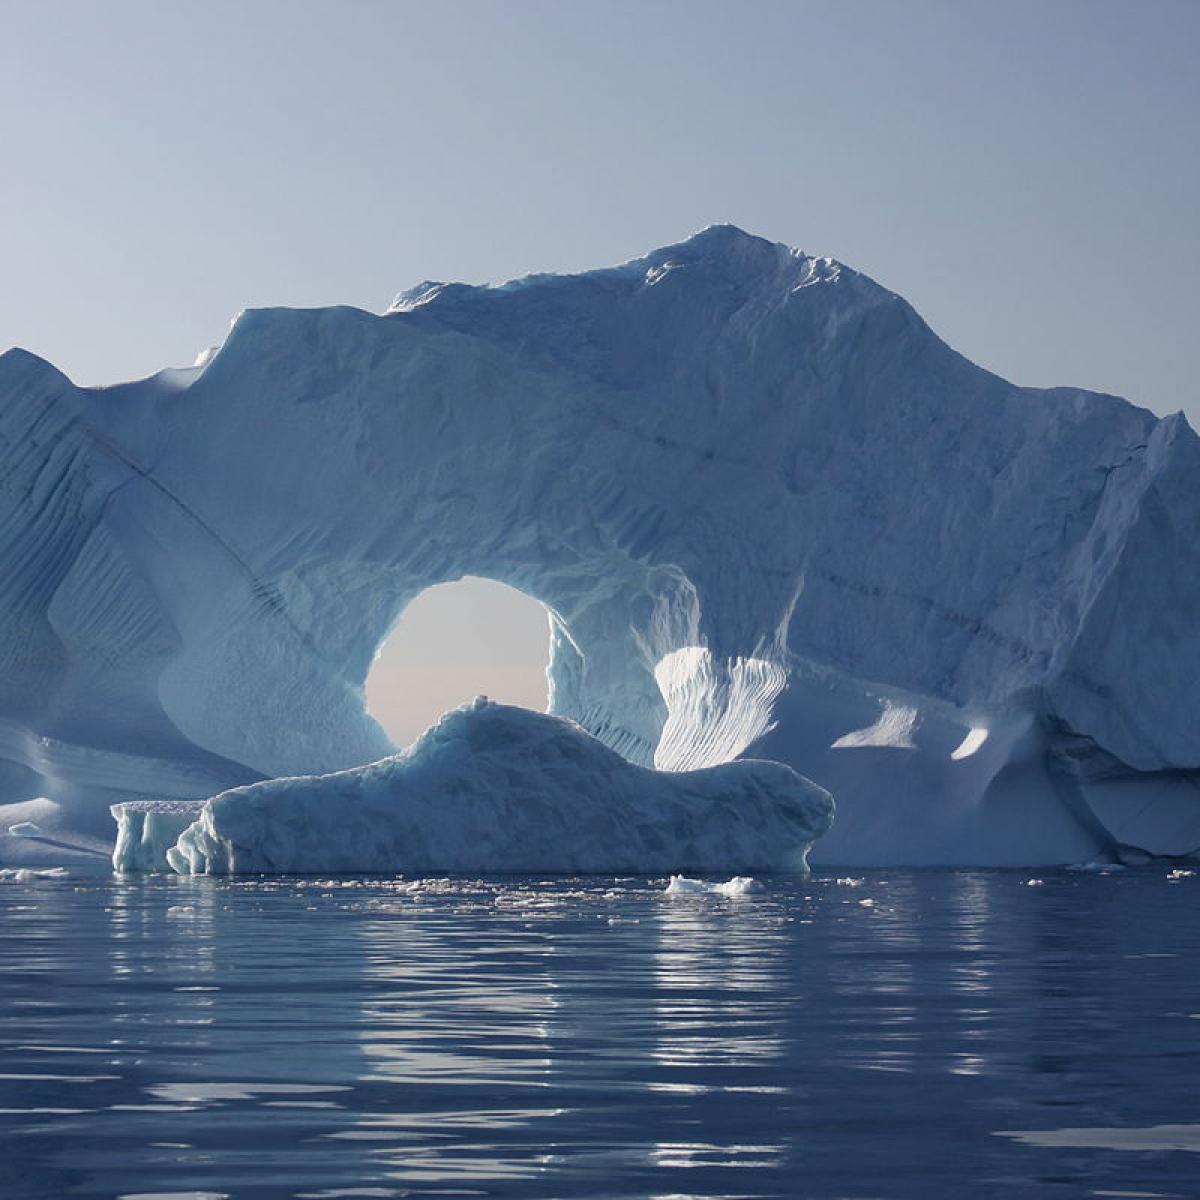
[2,224,1200,865]
[365,576,550,747]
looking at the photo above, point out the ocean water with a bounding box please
[2,868,1199,1199]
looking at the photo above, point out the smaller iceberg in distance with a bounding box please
[138,699,832,877]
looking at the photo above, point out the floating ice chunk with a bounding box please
[665,875,764,897]
[0,866,68,881]
[720,877,764,896]
[1024,878,1045,887]
[1168,869,1195,881]
[159,704,833,876]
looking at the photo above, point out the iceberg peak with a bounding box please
[664,221,777,255]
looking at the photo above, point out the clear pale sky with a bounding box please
[2,0,1197,742]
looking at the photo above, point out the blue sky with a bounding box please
[3,0,1196,412]
[2,0,1196,738]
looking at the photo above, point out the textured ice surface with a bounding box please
[1,224,1198,865]
[110,800,207,873]
[157,701,833,876]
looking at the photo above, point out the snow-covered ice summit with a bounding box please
[1,224,1197,868]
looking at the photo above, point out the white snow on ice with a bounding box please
[830,702,920,750]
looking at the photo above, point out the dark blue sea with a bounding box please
[2,868,1199,1199]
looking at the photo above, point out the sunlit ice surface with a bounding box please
[2,869,1199,1198]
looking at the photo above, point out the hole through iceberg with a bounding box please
[365,576,551,748]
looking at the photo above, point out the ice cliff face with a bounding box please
[1,224,1197,866]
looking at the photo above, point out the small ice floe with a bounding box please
[392,878,463,897]
[7,821,43,837]
[0,866,68,882]
[1066,861,1126,873]
[665,875,764,897]
[835,877,864,887]
[1024,879,1045,887]
[1168,869,1195,881]
[166,905,196,917]
[858,898,876,907]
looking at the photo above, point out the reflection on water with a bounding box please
[996,1124,1200,1152]
[2,869,1200,1198]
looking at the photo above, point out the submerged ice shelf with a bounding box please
[113,701,833,876]
[3,224,1199,867]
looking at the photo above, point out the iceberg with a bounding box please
[151,700,832,876]
[1,224,1198,866]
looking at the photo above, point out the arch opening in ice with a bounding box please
[365,576,551,749]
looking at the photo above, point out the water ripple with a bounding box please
[1,870,1198,1198]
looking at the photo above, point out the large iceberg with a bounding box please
[136,700,832,876]
[1,224,1198,866]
